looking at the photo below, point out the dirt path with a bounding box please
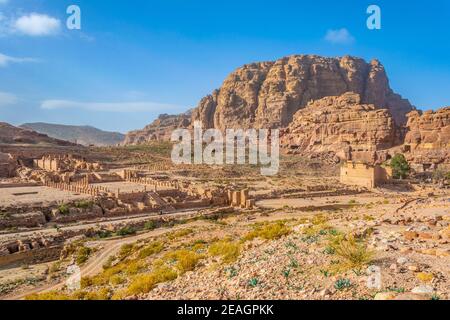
[3,220,209,300]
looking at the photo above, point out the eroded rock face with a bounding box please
[193,55,413,130]
[405,108,450,149]
[281,93,397,159]
[123,112,192,145]
[404,107,450,166]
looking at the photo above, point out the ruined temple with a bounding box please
[340,161,393,189]
[34,154,103,173]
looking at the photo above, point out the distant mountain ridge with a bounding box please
[0,122,76,146]
[21,123,125,146]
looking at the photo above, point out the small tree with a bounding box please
[390,154,410,179]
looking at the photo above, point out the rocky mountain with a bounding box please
[192,55,414,130]
[123,112,192,145]
[21,123,125,146]
[281,92,398,159]
[124,55,416,155]
[0,122,76,146]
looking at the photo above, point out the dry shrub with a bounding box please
[209,240,241,263]
[124,260,146,275]
[167,228,194,240]
[328,234,374,270]
[26,291,73,300]
[126,266,177,296]
[243,221,291,241]
[138,241,164,259]
[163,249,204,273]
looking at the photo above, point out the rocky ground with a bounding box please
[14,186,448,301]
[145,195,449,301]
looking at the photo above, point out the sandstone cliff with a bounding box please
[281,93,397,160]
[404,107,450,166]
[192,55,414,130]
[123,112,192,145]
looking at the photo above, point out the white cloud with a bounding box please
[14,13,61,36]
[324,28,355,45]
[41,100,183,113]
[0,92,18,107]
[0,52,37,67]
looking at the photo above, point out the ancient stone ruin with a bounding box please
[34,154,103,173]
[340,161,393,189]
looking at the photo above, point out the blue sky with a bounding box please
[0,0,449,133]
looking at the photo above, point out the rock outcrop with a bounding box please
[404,107,450,168]
[281,93,398,160]
[124,55,414,145]
[192,55,414,130]
[123,112,192,145]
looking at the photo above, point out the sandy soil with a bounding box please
[0,186,89,207]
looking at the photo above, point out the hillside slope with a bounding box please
[21,123,125,146]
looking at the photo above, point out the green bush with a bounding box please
[390,154,410,179]
[334,278,352,290]
[75,200,94,209]
[58,204,70,215]
[116,226,136,237]
[144,220,156,231]
[76,246,92,265]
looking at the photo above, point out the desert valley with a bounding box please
[0,55,449,301]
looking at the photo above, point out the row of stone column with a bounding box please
[72,175,89,186]
[44,180,102,197]
[126,176,179,189]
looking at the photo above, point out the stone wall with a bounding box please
[0,246,62,267]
